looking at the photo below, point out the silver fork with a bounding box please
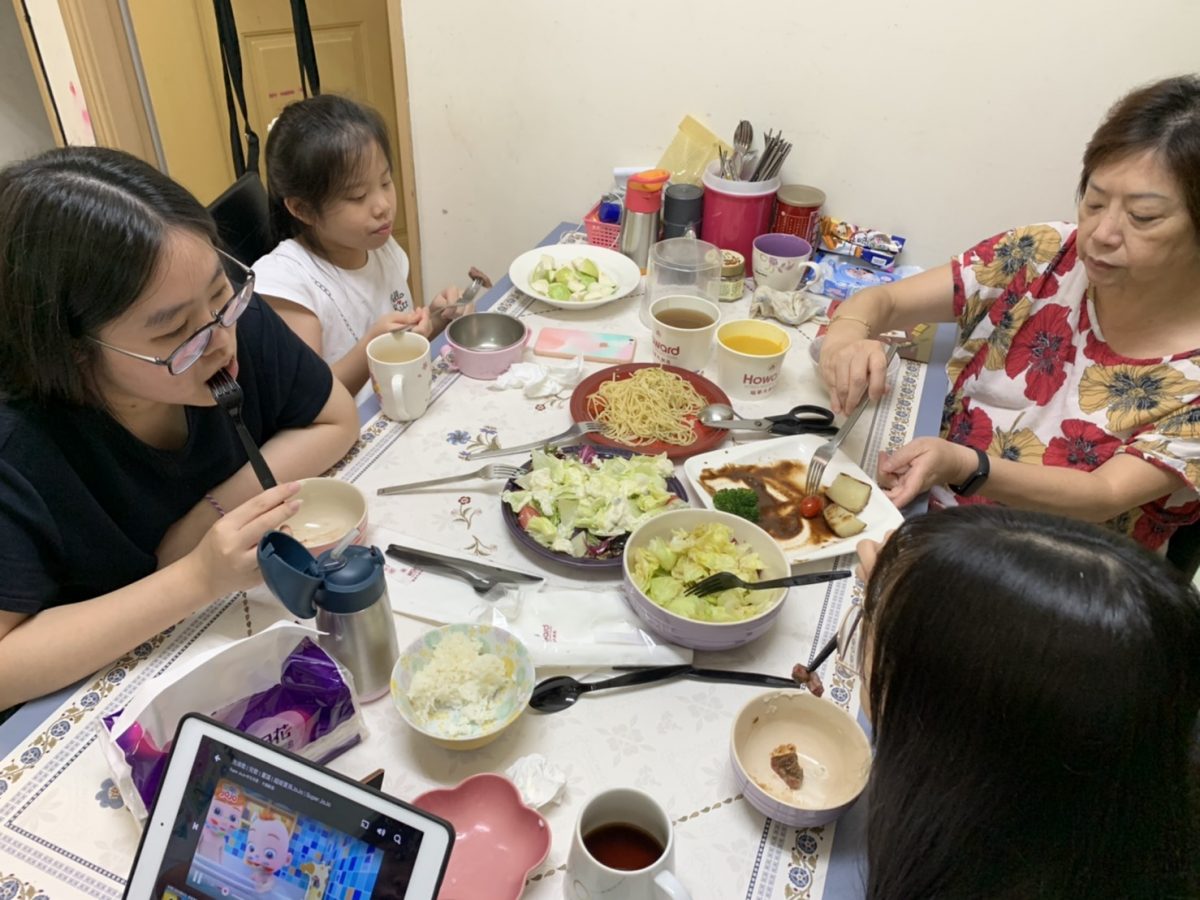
[376,463,521,495]
[464,422,605,460]
[684,569,852,598]
[804,344,899,496]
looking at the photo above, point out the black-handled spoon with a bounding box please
[528,665,694,713]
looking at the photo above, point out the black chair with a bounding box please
[207,172,272,268]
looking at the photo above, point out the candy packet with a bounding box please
[99,621,366,822]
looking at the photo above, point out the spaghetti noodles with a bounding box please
[586,367,705,447]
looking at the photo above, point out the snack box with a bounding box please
[811,252,904,301]
[816,216,907,269]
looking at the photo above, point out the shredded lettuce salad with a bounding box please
[631,523,766,622]
[503,447,683,558]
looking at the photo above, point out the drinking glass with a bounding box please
[640,237,722,327]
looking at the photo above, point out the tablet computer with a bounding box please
[124,713,453,899]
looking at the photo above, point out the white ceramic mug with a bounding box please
[716,319,792,400]
[649,295,720,372]
[367,331,431,421]
[751,233,821,292]
[565,788,691,900]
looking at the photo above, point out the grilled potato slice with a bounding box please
[824,473,872,514]
[823,502,867,538]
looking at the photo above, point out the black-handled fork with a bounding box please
[684,569,852,598]
[208,370,277,489]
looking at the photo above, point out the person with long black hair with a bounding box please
[854,505,1200,899]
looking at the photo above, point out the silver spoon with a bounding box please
[698,403,775,432]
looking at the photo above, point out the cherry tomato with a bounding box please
[517,505,541,529]
[799,495,824,519]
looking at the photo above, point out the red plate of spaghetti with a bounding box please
[569,363,731,460]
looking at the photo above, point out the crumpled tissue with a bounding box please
[750,285,824,326]
[489,358,585,398]
[505,753,567,808]
[484,585,692,668]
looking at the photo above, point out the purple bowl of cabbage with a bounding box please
[621,508,792,650]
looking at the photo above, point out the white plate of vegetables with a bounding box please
[508,245,641,310]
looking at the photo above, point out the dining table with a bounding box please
[0,221,953,900]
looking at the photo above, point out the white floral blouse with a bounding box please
[932,222,1200,550]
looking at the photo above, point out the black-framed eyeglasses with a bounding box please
[89,248,255,376]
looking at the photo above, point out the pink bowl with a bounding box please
[443,313,530,380]
[413,774,550,899]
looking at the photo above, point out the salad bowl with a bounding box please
[500,445,689,570]
[622,508,792,650]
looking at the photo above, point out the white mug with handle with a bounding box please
[367,331,431,422]
[565,788,692,900]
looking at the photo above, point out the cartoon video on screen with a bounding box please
[185,778,384,899]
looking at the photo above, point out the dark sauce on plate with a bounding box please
[699,460,836,545]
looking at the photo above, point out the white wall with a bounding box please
[401,0,1200,296]
[0,0,56,164]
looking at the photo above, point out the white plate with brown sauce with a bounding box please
[682,434,904,565]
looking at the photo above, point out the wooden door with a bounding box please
[123,0,421,295]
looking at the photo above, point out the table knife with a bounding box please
[385,544,543,584]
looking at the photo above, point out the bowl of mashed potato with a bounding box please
[390,624,535,750]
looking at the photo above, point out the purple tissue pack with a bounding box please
[99,622,366,821]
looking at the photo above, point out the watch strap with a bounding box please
[949,447,990,497]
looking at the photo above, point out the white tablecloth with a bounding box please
[0,269,928,900]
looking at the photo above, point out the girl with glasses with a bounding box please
[854,506,1199,899]
[0,147,359,710]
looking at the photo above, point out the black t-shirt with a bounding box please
[0,295,333,613]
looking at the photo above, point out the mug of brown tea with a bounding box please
[565,788,691,899]
[649,295,720,372]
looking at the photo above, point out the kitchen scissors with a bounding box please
[705,404,838,437]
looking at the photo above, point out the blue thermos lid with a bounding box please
[258,531,386,618]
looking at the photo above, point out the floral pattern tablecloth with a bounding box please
[0,269,926,900]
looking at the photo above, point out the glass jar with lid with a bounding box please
[719,250,746,302]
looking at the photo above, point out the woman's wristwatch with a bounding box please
[949,447,990,497]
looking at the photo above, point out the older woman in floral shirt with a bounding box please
[820,75,1200,552]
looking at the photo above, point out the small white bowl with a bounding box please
[622,508,792,651]
[390,624,535,751]
[730,690,871,827]
[280,477,368,555]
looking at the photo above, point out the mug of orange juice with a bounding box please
[716,319,791,400]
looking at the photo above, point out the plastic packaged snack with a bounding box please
[99,622,366,821]
[816,217,908,269]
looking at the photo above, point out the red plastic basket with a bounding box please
[583,204,620,249]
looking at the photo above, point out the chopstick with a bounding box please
[749,129,792,182]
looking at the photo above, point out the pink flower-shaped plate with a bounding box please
[414,773,551,900]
